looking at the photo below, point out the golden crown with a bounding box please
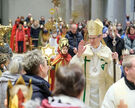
[59,38,69,50]
[87,19,103,36]
[122,49,130,55]
[7,76,33,108]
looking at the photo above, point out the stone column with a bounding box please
[2,0,9,25]
[126,0,134,22]
[0,0,2,24]
[71,0,90,22]
[65,0,72,23]
[91,0,104,20]
[105,0,126,26]
[58,0,66,21]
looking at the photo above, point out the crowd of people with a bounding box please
[7,14,135,58]
[0,13,135,108]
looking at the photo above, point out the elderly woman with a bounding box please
[40,64,88,108]
[0,56,23,108]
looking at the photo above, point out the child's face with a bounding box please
[52,31,57,38]
[123,54,129,58]
[61,46,68,55]
[19,24,22,29]
[62,28,67,33]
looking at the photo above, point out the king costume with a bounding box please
[52,38,71,71]
[50,38,71,91]
[70,19,121,108]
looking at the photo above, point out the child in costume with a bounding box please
[49,28,58,55]
[56,25,68,44]
[41,27,50,46]
[15,23,26,53]
[10,18,20,51]
[50,38,72,91]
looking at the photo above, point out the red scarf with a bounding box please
[52,52,72,66]
[128,34,135,40]
[60,53,71,64]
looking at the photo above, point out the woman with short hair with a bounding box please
[22,50,51,100]
[0,56,23,108]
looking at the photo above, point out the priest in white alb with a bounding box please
[101,55,135,108]
[70,19,121,108]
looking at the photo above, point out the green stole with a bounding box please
[83,56,91,102]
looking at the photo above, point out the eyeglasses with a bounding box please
[109,29,116,32]
[88,35,101,40]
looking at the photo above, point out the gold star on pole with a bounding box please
[41,44,56,87]
[41,44,56,59]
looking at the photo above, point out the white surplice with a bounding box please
[70,43,121,108]
[101,78,135,108]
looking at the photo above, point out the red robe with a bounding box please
[50,53,72,91]
[52,53,71,66]
[10,18,21,51]
[10,24,18,51]
[24,27,31,39]
[23,27,31,48]
[56,33,66,44]
[17,89,25,108]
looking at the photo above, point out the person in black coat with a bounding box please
[104,25,125,60]
[22,49,51,100]
[30,20,41,47]
[66,24,83,57]
[22,74,51,100]
[39,16,45,26]
[25,13,32,23]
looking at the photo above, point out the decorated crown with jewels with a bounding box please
[59,38,69,50]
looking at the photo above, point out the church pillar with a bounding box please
[0,0,2,24]
[105,0,126,26]
[65,0,72,23]
[58,0,66,21]
[1,0,9,25]
[91,0,104,20]
[71,0,90,22]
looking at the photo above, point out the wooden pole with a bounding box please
[112,30,116,83]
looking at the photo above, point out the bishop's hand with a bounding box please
[112,52,119,62]
[117,100,128,108]
[77,40,86,57]
[130,49,134,54]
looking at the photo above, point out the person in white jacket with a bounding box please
[49,29,58,54]
[102,55,135,108]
